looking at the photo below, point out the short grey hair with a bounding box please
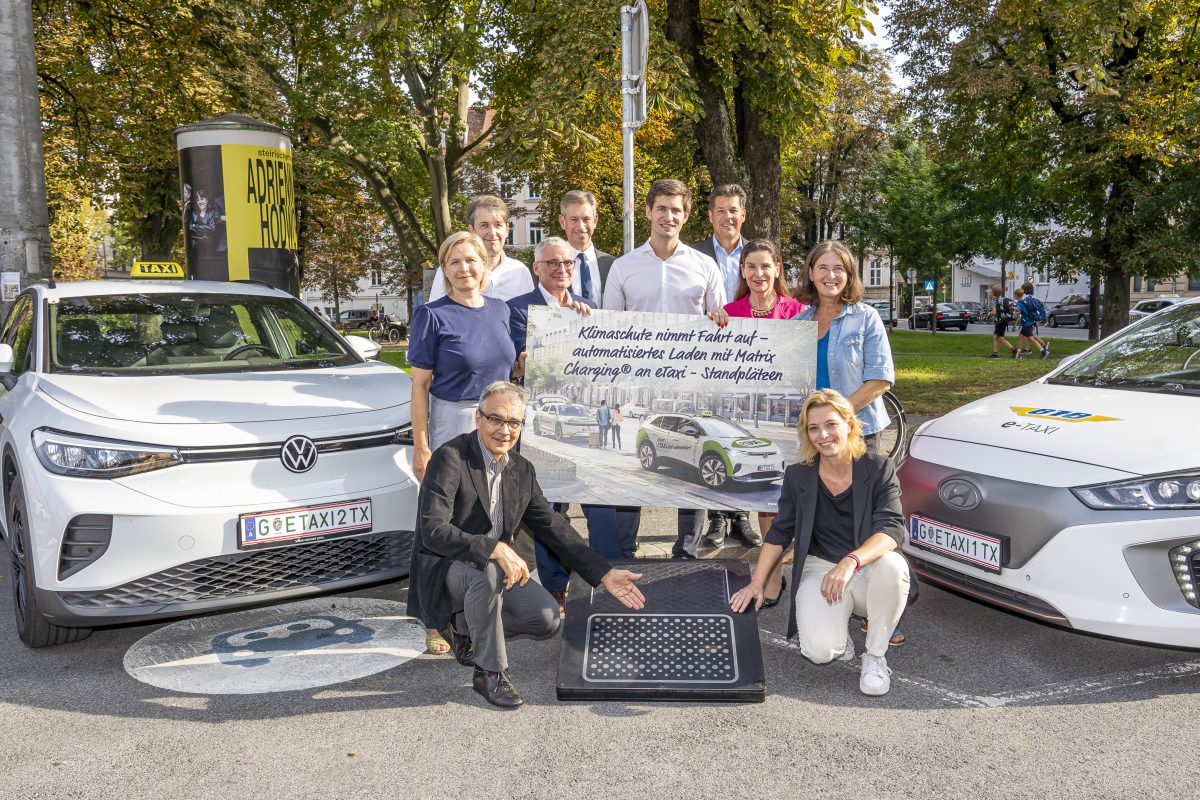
[560,190,597,215]
[479,381,527,408]
[534,236,572,262]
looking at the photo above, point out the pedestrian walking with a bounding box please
[987,285,1020,358]
[610,404,624,450]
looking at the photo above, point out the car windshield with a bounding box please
[697,417,753,438]
[559,405,591,416]
[49,292,355,376]
[1046,302,1200,394]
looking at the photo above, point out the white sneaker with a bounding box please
[859,653,892,695]
[838,634,855,662]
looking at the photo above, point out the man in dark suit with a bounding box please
[559,189,615,308]
[407,381,645,709]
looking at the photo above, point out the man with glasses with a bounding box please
[406,381,645,709]
[508,237,626,612]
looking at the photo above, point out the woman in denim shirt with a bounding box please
[792,241,894,439]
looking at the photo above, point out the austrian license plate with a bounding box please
[908,514,1006,574]
[238,498,372,550]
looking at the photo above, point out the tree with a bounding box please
[890,0,1200,337]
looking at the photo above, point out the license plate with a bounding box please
[908,514,1006,574]
[238,499,372,550]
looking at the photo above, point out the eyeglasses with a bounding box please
[536,259,575,273]
[480,412,524,430]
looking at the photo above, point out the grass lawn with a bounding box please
[889,329,1095,416]
[379,330,1096,419]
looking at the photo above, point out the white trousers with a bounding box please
[795,551,910,661]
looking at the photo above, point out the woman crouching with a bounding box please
[730,388,910,695]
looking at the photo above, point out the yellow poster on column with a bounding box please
[220,144,298,290]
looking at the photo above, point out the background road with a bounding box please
[0,507,1196,799]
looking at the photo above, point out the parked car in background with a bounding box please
[898,296,1200,647]
[865,299,893,322]
[909,303,970,331]
[1047,294,1096,328]
[337,309,373,329]
[959,301,988,324]
[532,402,597,440]
[0,280,417,647]
[621,403,649,419]
[1129,296,1183,321]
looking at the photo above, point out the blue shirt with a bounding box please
[792,302,895,435]
[711,236,744,301]
[407,296,517,402]
[816,334,831,390]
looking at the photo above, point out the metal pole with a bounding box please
[620,4,636,254]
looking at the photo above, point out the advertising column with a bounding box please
[173,113,299,295]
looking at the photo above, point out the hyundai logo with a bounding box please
[939,478,982,511]
[280,436,318,473]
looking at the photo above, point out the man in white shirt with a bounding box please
[558,190,616,307]
[602,179,729,559]
[428,195,535,302]
[691,184,747,303]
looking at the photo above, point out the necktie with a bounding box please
[578,253,594,304]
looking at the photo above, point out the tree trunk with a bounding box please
[738,102,781,242]
[135,167,181,261]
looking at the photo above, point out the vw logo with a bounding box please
[280,436,318,473]
[939,478,982,511]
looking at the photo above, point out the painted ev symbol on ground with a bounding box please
[123,598,425,695]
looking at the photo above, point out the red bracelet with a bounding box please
[845,553,862,573]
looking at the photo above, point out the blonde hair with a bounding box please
[794,240,864,306]
[438,231,490,293]
[797,389,867,465]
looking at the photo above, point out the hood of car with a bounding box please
[917,381,1196,475]
[710,435,779,454]
[36,362,411,424]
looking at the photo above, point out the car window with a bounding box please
[677,421,701,436]
[559,404,590,416]
[1,294,35,377]
[650,415,679,432]
[697,417,753,438]
[49,292,354,375]
[1048,302,1200,394]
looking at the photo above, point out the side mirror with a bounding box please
[344,334,381,361]
[0,343,13,373]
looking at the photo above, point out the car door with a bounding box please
[674,417,706,467]
[649,414,681,462]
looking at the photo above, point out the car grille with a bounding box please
[179,427,405,464]
[60,531,411,609]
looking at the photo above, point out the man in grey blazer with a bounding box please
[559,190,615,308]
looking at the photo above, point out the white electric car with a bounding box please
[898,295,1200,647]
[0,279,416,647]
[636,413,785,489]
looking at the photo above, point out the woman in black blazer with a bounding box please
[731,389,910,696]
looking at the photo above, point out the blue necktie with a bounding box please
[578,253,594,304]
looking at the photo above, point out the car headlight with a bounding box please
[33,428,182,478]
[1072,472,1200,510]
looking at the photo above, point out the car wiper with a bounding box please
[284,359,337,369]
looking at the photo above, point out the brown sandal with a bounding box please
[425,629,451,655]
[859,618,906,646]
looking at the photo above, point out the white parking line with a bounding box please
[758,628,1200,708]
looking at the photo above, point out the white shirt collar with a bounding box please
[537,284,566,306]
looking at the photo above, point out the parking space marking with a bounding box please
[761,628,1200,707]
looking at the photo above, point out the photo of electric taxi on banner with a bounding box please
[0,271,416,648]
[899,295,1200,648]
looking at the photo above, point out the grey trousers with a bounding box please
[445,559,562,673]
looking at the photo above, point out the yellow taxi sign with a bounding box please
[131,261,186,279]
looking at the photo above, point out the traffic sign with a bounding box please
[923,280,935,292]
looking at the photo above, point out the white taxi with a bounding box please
[0,279,416,647]
[898,296,1200,647]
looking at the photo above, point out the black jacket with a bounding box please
[763,452,912,639]
[406,432,611,629]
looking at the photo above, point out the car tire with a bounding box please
[698,453,728,488]
[554,424,563,440]
[1077,314,1088,329]
[907,317,915,330]
[7,475,91,648]
[1048,315,1058,328]
[638,441,658,470]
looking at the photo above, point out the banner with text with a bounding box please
[524,307,817,512]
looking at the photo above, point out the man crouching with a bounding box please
[406,381,645,708]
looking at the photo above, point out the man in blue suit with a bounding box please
[508,236,627,611]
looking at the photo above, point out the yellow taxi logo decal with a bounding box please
[1009,406,1121,423]
[130,261,186,279]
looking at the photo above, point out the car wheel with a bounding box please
[638,441,658,470]
[698,453,728,488]
[1048,315,1058,328]
[907,317,915,330]
[7,475,91,648]
[1077,314,1088,329]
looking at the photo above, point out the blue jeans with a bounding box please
[597,424,609,448]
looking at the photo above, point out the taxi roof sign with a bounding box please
[131,261,186,280]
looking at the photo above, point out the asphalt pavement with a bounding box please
[0,507,1196,800]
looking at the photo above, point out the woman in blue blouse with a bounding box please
[407,231,520,656]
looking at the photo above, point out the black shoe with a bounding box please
[472,667,525,709]
[731,512,762,547]
[760,574,787,609]
[703,514,728,547]
[439,623,474,667]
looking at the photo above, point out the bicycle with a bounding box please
[875,389,909,463]
[367,321,401,345]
